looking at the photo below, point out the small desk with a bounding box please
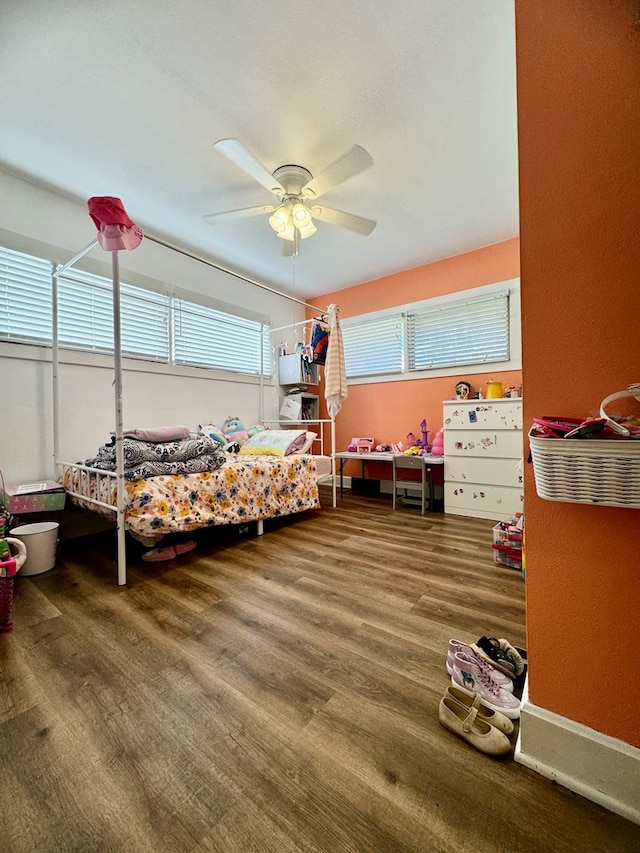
[334,451,445,511]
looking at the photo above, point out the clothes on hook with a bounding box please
[310,317,330,364]
[276,315,330,363]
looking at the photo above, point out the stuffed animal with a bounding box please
[222,416,250,446]
[247,424,267,437]
[405,445,422,456]
[198,423,227,447]
[406,432,418,448]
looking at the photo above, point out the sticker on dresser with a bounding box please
[443,401,522,431]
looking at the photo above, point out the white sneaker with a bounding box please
[446,638,514,693]
[451,652,521,719]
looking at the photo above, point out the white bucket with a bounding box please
[10,522,59,576]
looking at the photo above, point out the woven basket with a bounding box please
[529,430,640,508]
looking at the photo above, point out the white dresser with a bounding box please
[443,399,524,520]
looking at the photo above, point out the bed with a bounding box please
[61,451,328,545]
[52,223,345,584]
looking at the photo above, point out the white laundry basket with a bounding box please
[10,521,59,576]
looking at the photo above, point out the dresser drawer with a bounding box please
[445,456,523,488]
[444,429,523,459]
[443,401,522,431]
[445,482,524,520]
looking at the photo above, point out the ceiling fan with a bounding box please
[204,138,376,256]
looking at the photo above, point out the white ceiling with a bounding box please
[0,1,518,300]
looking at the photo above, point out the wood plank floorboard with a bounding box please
[1,487,638,852]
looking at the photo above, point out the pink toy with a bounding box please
[406,432,417,448]
[431,429,444,457]
[417,418,431,453]
[349,437,375,453]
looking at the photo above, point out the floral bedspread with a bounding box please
[62,454,320,542]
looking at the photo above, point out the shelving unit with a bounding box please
[278,353,319,387]
[279,392,319,422]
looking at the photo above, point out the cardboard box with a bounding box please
[2,482,66,514]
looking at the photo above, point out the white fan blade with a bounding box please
[203,204,275,223]
[302,145,374,199]
[214,138,286,195]
[310,205,376,236]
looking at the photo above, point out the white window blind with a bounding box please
[407,292,510,370]
[57,271,170,360]
[342,314,404,378]
[0,246,52,341]
[0,242,272,377]
[173,299,270,376]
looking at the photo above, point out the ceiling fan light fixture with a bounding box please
[297,220,317,239]
[291,201,312,228]
[268,204,291,234]
[276,220,296,241]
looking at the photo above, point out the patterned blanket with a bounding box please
[62,453,321,542]
[83,436,225,481]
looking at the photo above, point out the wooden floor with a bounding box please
[1,487,639,852]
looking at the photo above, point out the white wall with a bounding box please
[0,171,306,483]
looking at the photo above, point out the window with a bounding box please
[0,246,52,343]
[342,314,404,378]
[173,299,270,376]
[341,282,518,382]
[0,243,271,377]
[407,292,509,370]
[57,270,170,360]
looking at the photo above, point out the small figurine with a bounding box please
[455,381,471,400]
[417,418,431,453]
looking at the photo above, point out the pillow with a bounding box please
[289,431,317,454]
[239,429,308,457]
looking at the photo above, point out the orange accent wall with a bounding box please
[516,1,640,746]
[310,239,521,480]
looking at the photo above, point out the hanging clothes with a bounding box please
[324,304,347,418]
[310,316,330,364]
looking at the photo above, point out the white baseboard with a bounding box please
[515,682,640,825]
[334,475,351,490]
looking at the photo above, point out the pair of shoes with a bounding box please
[141,540,197,562]
[450,652,521,719]
[445,685,514,735]
[475,636,526,678]
[438,689,512,755]
[446,639,514,693]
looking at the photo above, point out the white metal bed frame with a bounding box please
[52,232,338,585]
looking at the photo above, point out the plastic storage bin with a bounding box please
[492,515,523,571]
